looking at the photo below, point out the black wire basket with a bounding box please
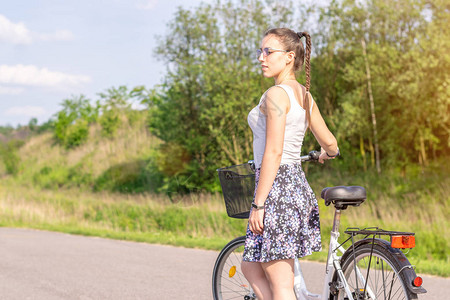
[217,162,255,219]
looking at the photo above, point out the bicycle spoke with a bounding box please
[374,271,403,299]
[220,294,249,300]
[229,251,246,286]
[221,253,248,291]
[220,271,248,292]
[381,256,386,299]
[213,238,253,300]
[338,244,413,300]
[387,271,395,299]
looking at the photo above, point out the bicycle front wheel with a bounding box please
[212,236,255,300]
[336,243,417,300]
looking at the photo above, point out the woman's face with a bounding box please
[258,35,291,78]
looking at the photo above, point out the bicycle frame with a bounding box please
[215,157,423,300]
[292,208,374,300]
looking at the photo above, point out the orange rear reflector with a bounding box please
[413,276,423,287]
[391,235,415,249]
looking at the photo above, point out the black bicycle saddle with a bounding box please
[321,186,366,209]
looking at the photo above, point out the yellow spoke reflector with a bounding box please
[229,266,237,278]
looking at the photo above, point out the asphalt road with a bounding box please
[0,228,447,299]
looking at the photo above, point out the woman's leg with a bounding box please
[261,259,296,300]
[241,261,272,299]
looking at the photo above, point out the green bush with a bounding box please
[53,95,98,148]
[64,119,89,148]
[94,160,151,193]
[0,140,25,175]
[33,166,69,189]
[99,110,121,138]
[33,164,92,189]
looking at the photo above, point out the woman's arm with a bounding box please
[309,98,339,163]
[249,86,289,235]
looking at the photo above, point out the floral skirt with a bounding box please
[242,162,321,263]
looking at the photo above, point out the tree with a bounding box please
[313,0,449,170]
[28,118,38,131]
[0,139,24,175]
[149,0,303,192]
[54,95,98,148]
[98,85,151,137]
[149,0,449,193]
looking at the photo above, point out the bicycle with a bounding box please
[213,151,427,300]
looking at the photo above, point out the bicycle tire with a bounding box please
[334,243,417,300]
[212,236,256,300]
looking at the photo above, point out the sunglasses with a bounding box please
[256,47,288,59]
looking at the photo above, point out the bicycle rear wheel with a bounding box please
[212,236,255,300]
[336,243,417,300]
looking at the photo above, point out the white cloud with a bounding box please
[0,14,32,45]
[0,85,24,95]
[0,64,91,88]
[5,106,46,117]
[136,0,158,10]
[0,14,74,45]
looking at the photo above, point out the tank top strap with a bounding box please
[276,84,314,113]
[275,84,297,106]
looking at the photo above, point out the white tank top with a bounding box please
[247,84,313,169]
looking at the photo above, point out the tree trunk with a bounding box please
[419,132,428,166]
[361,38,381,174]
[360,135,367,172]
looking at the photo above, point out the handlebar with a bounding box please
[301,150,321,162]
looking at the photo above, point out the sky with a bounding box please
[0,0,212,127]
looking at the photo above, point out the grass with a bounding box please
[0,175,448,277]
[12,114,160,191]
[0,180,246,246]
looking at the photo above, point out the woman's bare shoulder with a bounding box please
[261,86,290,115]
[264,86,289,103]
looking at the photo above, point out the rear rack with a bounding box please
[335,227,416,251]
[341,227,416,250]
[345,227,415,238]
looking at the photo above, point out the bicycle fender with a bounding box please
[342,238,427,295]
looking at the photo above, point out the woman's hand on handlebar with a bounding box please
[318,148,336,164]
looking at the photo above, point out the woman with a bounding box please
[241,28,339,299]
